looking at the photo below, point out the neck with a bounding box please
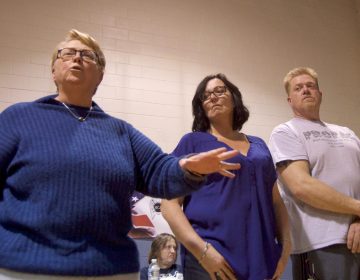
[157,260,170,269]
[293,110,320,121]
[209,121,238,139]
[56,87,93,107]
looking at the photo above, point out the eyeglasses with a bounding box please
[201,86,227,102]
[57,48,98,63]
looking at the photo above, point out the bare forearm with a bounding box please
[161,199,206,259]
[273,186,291,257]
[278,160,360,216]
[294,177,360,216]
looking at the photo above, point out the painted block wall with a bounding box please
[1,0,359,148]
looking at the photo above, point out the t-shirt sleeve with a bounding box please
[269,124,308,165]
[348,128,360,148]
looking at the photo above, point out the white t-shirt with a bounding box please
[269,117,360,254]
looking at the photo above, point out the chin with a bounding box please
[167,259,176,265]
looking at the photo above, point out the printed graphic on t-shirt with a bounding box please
[303,130,353,148]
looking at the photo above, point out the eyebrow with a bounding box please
[294,82,316,87]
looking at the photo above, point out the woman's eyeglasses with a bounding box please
[57,48,98,63]
[201,86,227,102]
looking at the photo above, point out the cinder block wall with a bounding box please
[1,0,359,149]
[1,0,360,278]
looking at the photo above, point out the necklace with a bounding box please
[61,102,93,122]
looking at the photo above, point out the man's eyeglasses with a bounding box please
[57,48,98,63]
[201,86,227,102]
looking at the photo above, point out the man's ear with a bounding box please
[97,72,104,86]
[52,67,55,80]
[287,96,292,104]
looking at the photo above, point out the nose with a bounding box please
[72,51,82,62]
[209,93,219,102]
[170,247,175,253]
[301,85,311,95]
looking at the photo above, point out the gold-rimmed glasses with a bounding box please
[57,48,98,63]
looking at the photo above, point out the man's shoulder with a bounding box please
[271,118,325,135]
[270,119,298,137]
[324,121,351,131]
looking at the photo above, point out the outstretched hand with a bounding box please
[179,147,240,178]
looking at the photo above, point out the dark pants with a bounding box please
[183,252,212,280]
[291,244,360,280]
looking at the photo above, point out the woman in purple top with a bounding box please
[161,74,291,280]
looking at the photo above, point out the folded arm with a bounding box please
[277,160,360,216]
[278,159,360,253]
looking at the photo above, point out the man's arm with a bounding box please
[277,159,360,216]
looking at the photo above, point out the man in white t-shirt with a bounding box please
[269,67,360,280]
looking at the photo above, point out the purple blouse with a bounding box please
[172,132,282,279]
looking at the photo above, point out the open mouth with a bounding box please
[70,65,83,71]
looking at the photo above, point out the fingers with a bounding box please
[218,169,238,179]
[218,161,241,178]
[204,147,228,156]
[218,149,240,161]
[217,150,241,175]
[214,261,236,280]
[201,245,236,280]
[183,147,240,177]
[347,222,360,253]
[203,147,240,161]
[214,269,236,280]
[222,267,237,280]
[347,227,354,250]
[219,161,241,171]
[351,234,360,253]
[271,273,281,280]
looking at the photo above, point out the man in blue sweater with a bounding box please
[0,29,240,280]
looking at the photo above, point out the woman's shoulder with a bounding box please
[173,131,214,153]
[0,101,34,118]
[246,134,266,145]
[179,131,213,142]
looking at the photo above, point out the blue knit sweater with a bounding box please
[0,95,203,276]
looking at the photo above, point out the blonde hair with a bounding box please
[51,29,106,72]
[283,67,319,95]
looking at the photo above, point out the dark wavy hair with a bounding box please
[192,73,249,132]
[147,233,177,264]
